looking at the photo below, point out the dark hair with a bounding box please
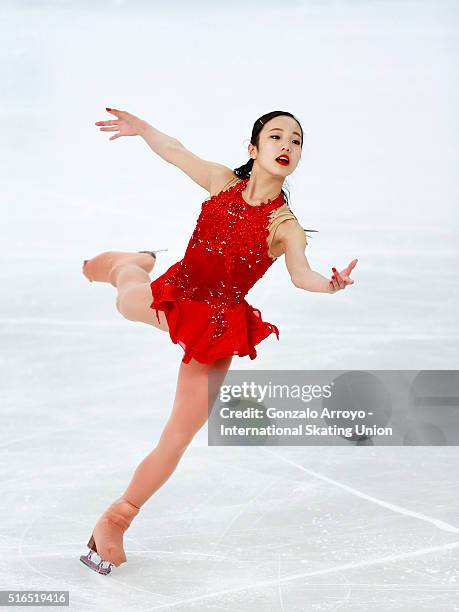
[233,110,317,240]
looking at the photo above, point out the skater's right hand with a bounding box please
[95,108,146,141]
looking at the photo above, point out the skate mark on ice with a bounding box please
[262,449,459,534]
[140,541,459,610]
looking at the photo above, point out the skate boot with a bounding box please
[79,497,140,575]
[82,249,168,284]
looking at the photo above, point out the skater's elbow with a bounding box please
[291,270,313,290]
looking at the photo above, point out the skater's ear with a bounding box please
[247,142,257,160]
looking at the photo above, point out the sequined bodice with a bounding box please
[162,178,285,338]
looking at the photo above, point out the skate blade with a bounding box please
[138,248,169,259]
[79,549,113,575]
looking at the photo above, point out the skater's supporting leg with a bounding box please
[120,355,233,508]
[81,355,232,571]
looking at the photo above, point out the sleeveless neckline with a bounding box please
[238,178,284,208]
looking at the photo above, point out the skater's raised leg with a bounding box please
[82,250,169,332]
[82,250,155,284]
[112,262,169,332]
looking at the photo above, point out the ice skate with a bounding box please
[138,248,168,259]
[79,497,140,575]
[82,249,168,285]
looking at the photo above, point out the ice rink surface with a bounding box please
[1,0,458,610]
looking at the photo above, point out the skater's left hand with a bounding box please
[328,259,358,292]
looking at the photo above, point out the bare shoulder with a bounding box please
[209,166,240,197]
[270,216,305,258]
[277,218,305,242]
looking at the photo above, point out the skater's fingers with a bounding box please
[332,267,345,289]
[99,126,119,132]
[109,133,121,141]
[345,259,358,275]
[106,108,125,117]
[95,120,119,126]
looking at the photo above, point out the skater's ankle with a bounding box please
[114,496,140,511]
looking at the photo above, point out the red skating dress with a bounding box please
[149,176,302,364]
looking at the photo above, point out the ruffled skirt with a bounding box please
[149,271,279,365]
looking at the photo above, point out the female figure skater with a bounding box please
[80,108,357,574]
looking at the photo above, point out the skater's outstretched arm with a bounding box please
[95,107,231,194]
[162,142,233,195]
[279,220,358,294]
[95,107,177,156]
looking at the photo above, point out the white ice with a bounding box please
[1,1,458,610]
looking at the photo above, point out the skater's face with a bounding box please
[249,115,302,177]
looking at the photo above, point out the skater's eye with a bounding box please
[270,135,301,146]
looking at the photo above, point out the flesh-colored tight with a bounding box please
[120,355,232,507]
[112,262,233,508]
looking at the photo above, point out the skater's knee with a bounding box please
[116,293,132,320]
[116,287,141,321]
